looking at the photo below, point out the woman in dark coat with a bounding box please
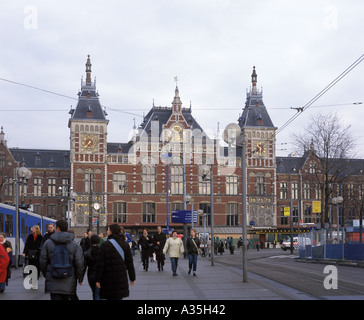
[23,225,42,277]
[138,228,153,271]
[95,224,135,300]
[80,234,100,300]
[153,226,166,271]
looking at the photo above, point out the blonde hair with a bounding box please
[33,225,41,236]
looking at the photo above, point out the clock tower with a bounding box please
[238,67,277,228]
[68,55,109,229]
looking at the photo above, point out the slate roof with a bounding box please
[68,84,108,122]
[138,106,204,134]
[10,148,70,169]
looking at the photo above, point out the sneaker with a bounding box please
[193,272,197,276]
[188,269,191,275]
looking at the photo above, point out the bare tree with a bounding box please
[293,112,357,227]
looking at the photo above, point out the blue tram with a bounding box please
[0,202,57,261]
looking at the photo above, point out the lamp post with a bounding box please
[59,186,78,228]
[161,151,173,233]
[15,166,32,269]
[332,196,344,259]
[199,164,214,266]
[223,123,248,282]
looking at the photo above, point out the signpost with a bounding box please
[172,210,198,224]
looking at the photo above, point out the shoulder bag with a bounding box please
[109,239,125,261]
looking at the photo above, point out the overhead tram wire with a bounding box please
[275,53,364,136]
[0,77,143,118]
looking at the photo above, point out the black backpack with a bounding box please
[50,242,73,279]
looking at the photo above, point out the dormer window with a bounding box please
[86,105,92,118]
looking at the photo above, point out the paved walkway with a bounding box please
[0,249,309,300]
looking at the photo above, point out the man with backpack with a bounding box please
[40,220,84,300]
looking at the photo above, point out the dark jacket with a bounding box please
[23,233,42,256]
[138,234,153,250]
[153,232,166,254]
[95,234,136,300]
[80,245,99,284]
[186,236,201,255]
[39,231,84,295]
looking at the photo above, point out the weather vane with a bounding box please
[174,76,179,86]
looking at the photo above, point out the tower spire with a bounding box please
[251,66,258,95]
[85,55,92,84]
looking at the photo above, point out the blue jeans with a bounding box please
[170,257,179,274]
[188,254,198,272]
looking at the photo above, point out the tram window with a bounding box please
[0,213,3,233]
[5,215,13,237]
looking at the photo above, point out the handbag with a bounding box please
[109,239,125,261]
[191,238,201,255]
[27,250,39,260]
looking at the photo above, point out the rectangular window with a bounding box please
[170,166,183,195]
[292,182,299,200]
[142,166,156,194]
[4,177,13,196]
[47,178,56,196]
[47,204,57,219]
[34,178,42,196]
[303,183,311,200]
[113,202,127,223]
[143,202,155,223]
[226,176,238,195]
[84,173,94,193]
[280,207,288,225]
[198,203,211,226]
[113,173,127,193]
[0,153,5,167]
[5,214,13,236]
[226,203,239,226]
[255,175,265,195]
[280,182,288,199]
[199,177,211,195]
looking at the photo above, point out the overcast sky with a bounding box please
[1,0,363,158]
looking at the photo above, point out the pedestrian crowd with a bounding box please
[0,221,211,300]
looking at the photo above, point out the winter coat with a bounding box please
[23,233,43,257]
[153,232,166,254]
[0,244,10,283]
[95,234,136,300]
[39,231,84,295]
[80,245,99,284]
[163,236,184,258]
[186,236,201,255]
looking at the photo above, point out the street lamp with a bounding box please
[161,151,173,233]
[199,164,214,266]
[15,166,32,269]
[223,123,248,282]
[332,196,344,237]
[59,186,78,228]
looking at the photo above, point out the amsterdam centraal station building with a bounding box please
[1,56,363,246]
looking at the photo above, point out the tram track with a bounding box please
[214,252,364,300]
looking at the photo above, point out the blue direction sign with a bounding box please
[172,210,198,223]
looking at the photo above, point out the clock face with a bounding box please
[81,134,97,152]
[254,142,266,156]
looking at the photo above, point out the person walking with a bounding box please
[40,223,55,251]
[0,233,12,286]
[39,220,84,300]
[23,225,43,278]
[95,224,135,300]
[163,231,184,276]
[138,228,153,271]
[0,244,9,294]
[80,234,100,300]
[154,226,166,271]
[186,229,200,276]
